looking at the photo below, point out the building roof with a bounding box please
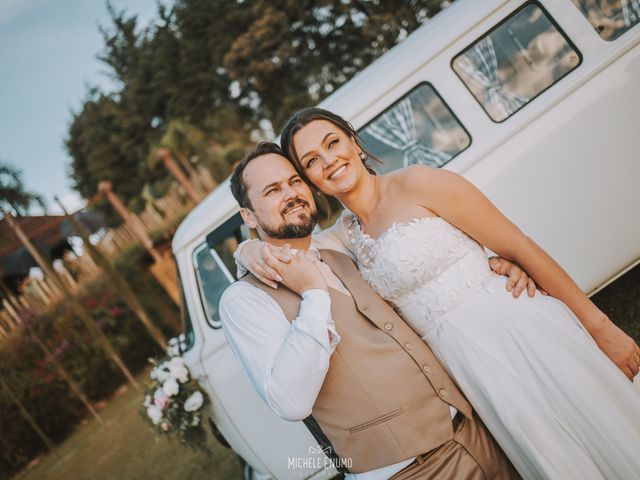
[0,212,105,277]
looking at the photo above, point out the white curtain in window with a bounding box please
[456,36,528,119]
[364,98,451,168]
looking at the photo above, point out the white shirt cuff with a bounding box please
[298,289,341,354]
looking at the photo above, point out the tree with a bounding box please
[67,2,254,206]
[67,94,146,202]
[0,161,46,216]
[224,0,446,129]
[66,0,452,206]
[170,0,254,126]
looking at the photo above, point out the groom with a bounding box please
[220,142,522,479]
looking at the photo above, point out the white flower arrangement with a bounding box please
[141,337,209,449]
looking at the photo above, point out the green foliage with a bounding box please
[66,0,449,206]
[0,161,47,216]
[0,247,178,478]
[224,0,445,129]
[67,94,150,203]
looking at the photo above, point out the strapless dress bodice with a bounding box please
[346,215,495,328]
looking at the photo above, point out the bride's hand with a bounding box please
[590,320,640,380]
[240,240,292,288]
[489,257,543,298]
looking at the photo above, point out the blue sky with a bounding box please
[0,0,158,214]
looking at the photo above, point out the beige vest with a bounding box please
[243,249,472,473]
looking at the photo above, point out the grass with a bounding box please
[592,264,640,343]
[13,372,242,480]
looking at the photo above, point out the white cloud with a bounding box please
[48,190,84,215]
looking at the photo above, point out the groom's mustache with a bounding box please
[281,198,310,216]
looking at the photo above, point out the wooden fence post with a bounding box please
[98,182,162,263]
[55,197,168,348]
[4,213,140,391]
[27,327,104,425]
[157,148,203,204]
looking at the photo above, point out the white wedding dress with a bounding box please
[344,215,640,480]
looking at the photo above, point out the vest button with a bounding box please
[384,323,393,331]
[439,388,448,397]
[422,364,431,373]
[404,343,412,350]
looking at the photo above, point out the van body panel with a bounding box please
[464,41,640,294]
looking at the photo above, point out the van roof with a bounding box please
[172,178,238,253]
[172,0,502,254]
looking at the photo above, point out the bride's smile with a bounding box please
[291,119,367,197]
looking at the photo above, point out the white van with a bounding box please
[172,1,640,478]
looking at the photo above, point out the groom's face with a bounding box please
[240,153,318,240]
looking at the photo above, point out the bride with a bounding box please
[237,108,640,479]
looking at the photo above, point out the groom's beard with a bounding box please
[257,199,317,239]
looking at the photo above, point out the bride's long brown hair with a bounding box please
[279,108,380,185]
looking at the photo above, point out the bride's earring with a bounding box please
[359,151,367,161]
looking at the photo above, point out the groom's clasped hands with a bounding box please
[266,245,328,295]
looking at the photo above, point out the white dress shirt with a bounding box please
[220,253,418,479]
[220,284,339,421]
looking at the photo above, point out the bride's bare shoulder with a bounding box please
[386,165,458,190]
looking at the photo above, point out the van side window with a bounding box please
[571,0,640,40]
[452,2,581,122]
[358,83,471,172]
[193,213,248,329]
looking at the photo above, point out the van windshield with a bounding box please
[193,213,250,329]
[193,244,234,329]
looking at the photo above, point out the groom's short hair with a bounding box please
[230,142,285,210]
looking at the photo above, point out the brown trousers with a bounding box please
[389,413,520,480]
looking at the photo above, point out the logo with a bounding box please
[308,445,332,455]
[287,444,353,474]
